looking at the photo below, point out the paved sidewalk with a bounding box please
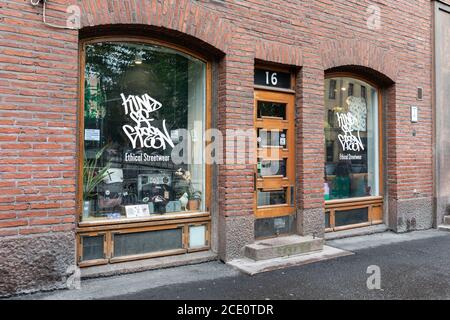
[13,229,450,300]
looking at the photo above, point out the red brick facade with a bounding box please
[0,0,435,295]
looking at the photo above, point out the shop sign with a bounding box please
[121,93,175,150]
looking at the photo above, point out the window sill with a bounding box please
[325,196,383,208]
[78,211,210,230]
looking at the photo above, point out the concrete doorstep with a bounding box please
[229,235,352,275]
[228,245,353,275]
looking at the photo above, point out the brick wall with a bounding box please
[0,0,435,294]
[0,0,78,237]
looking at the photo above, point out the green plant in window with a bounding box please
[84,79,106,120]
[175,169,202,211]
[83,145,111,200]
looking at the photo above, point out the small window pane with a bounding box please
[325,212,331,229]
[257,101,286,119]
[335,208,368,227]
[257,188,287,206]
[257,129,288,148]
[81,235,104,261]
[189,225,206,248]
[113,228,183,257]
[258,158,287,177]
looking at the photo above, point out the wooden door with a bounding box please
[254,90,295,219]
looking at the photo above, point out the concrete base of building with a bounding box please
[389,197,433,232]
[228,245,352,275]
[297,208,325,238]
[218,214,255,261]
[444,216,450,225]
[324,224,389,241]
[0,231,75,297]
[244,235,323,261]
[81,250,218,279]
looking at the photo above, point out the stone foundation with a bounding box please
[389,197,433,233]
[218,215,255,262]
[296,208,325,238]
[0,232,75,297]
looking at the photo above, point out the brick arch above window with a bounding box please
[78,0,232,54]
[319,39,398,84]
[255,40,304,67]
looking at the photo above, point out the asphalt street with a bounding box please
[18,230,450,300]
[108,230,450,300]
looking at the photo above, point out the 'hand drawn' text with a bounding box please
[121,93,174,150]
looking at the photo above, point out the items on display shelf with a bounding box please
[82,143,203,219]
[166,201,182,212]
[123,204,151,218]
[179,192,189,211]
[102,168,123,184]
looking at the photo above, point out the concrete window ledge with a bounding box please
[325,224,389,241]
[81,251,218,279]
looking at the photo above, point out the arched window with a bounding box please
[324,76,382,229]
[81,40,207,222]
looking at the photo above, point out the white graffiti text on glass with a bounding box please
[336,112,364,152]
[121,93,175,150]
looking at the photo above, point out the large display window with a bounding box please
[324,75,383,230]
[80,41,207,223]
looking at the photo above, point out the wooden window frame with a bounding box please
[76,36,212,266]
[324,73,384,232]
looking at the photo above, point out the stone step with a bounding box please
[444,216,450,225]
[244,235,323,261]
[438,224,450,232]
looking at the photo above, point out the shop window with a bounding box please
[324,77,379,201]
[81,42,206,222]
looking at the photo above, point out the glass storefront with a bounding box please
[81,41,206,223]
[324,77,379,201]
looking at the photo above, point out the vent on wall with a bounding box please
[417,87,423,100]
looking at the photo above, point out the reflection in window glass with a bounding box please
[258,159,287,177]
[257,129,288,148]
[324,77,379,200]
[257,189,287,206]
[82,42,206,222]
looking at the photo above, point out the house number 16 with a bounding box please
[265,71,278,86]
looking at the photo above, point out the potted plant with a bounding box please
[82,145,111,219]
[188,189,202,211]
[175,169,202,211]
